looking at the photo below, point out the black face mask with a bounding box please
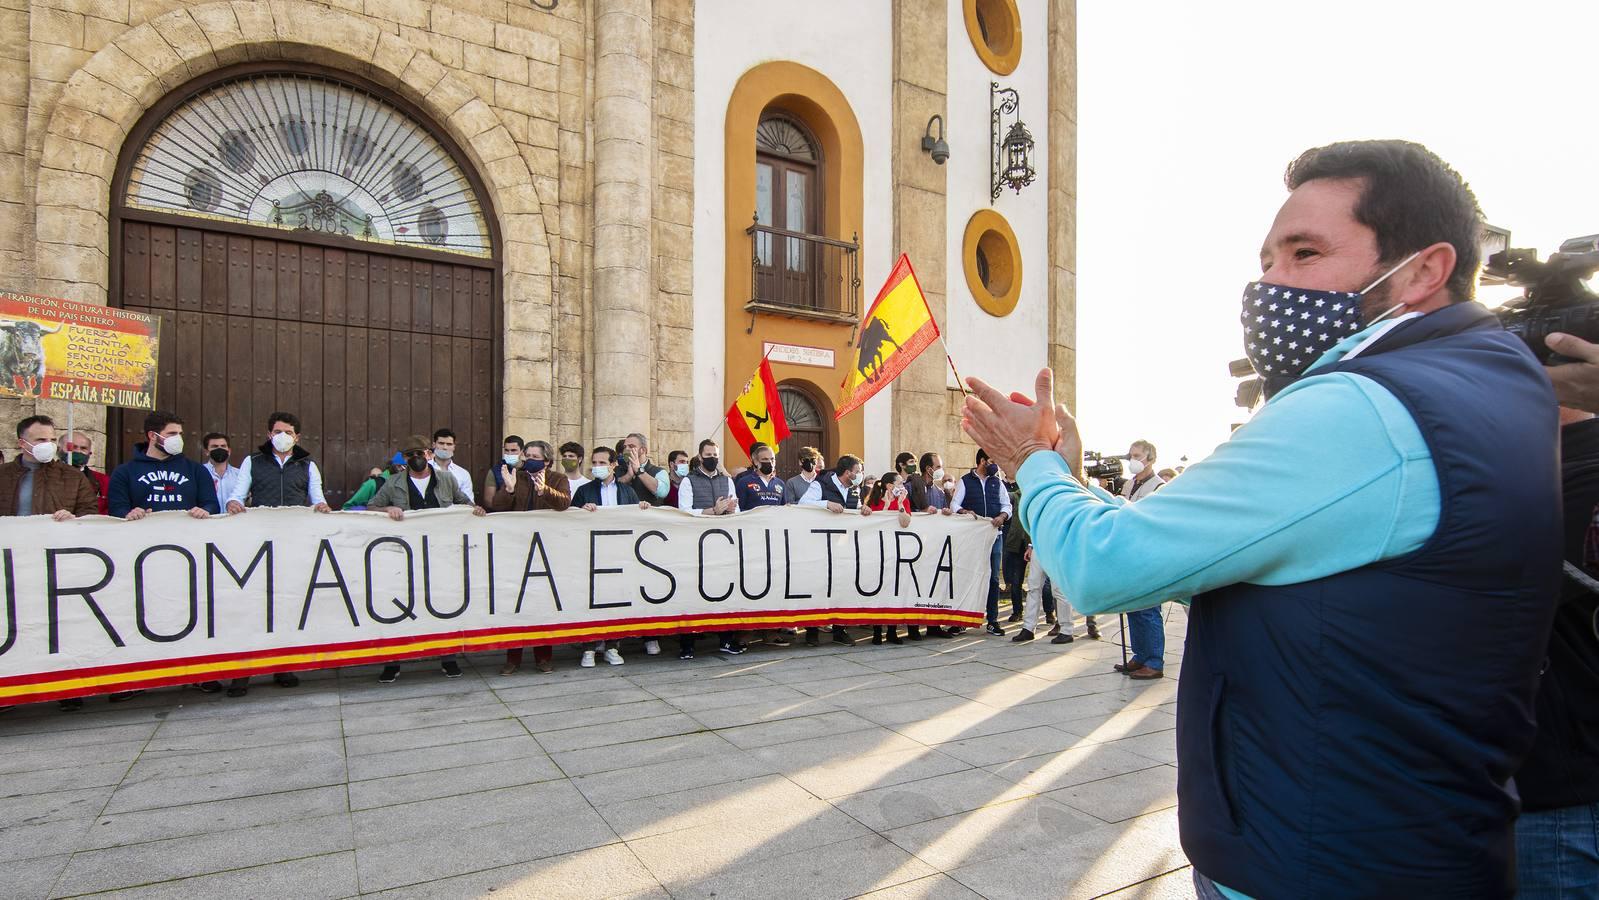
[757,461,774,475]
[701,457,718,473]
[984,463,999,478]
[801,458,816,473]
[406,456,429,473]
[208,447,230,464]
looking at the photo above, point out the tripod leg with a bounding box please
[1119,613,1128,666]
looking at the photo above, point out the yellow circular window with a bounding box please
[962,210,1022,318]
[964,0,1022,76]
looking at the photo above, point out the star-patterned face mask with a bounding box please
[1240,250,1422,395]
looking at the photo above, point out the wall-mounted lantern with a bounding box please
[921,115,949,165]
[990,82,1035,201]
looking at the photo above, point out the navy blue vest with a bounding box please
[1178,303,1561,898]
[959,472,1004,517]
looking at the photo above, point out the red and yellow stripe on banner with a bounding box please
[0,607,984,705]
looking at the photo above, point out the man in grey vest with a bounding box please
[223,411,330,696]
[676,439,743,656]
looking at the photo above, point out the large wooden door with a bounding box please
[774,383,831,482]
[112,220,497,507]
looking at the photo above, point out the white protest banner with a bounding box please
[0,506,995,704]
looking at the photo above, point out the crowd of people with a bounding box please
[1,410,1129,705]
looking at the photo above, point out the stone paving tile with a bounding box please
[711,708,879,749]
[51,813,354,896]
[66,851,359,900]
[1056,706,1181,744]
[1098,865,1198,899]
[498,685,657,716]
[351,779,590,847]
[141,720,344,755]
[595,773,814,842]
[856,872,986,899]
[983,743,1168,794]
[744,725,926,772]
[533,712,705,753]
[1105,728,1179,765]
[357,842,658,900]
[124,738,345,782]
[883,795,1104,871]
[570,747,777,806]
[0,786,115,829]
[944,808,1188,900]
[102,760,350,814]
[353,807,617,893]
[669,833,938,900]
[681,693,844,730]
[890,707,1069,747]
[346,734,547,782]
[643,672,779,698]
[624,791,871,886]
[787,747,975,801]
[9,853,70,900]
[658,682,811,712]
[149,705,343,740]
[338,704,514,738]
[0,762,132,799]
[0,739,148,776]
[0,816,96,863]
[348,756,564,811]
[343,717,528,756]
[515,699,681,734]
[1045,764,1181,824]
[550,730,736,778]
[85,785,349,850]
[830,767,1035,833]
[934,724,1086,768]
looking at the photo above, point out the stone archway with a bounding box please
[34,0,559,442]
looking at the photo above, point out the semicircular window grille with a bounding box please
[123,74,491,258]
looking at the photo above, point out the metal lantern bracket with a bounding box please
[990,81,1036,202]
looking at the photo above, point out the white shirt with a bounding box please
[208,463,242,506]
[568,475,591,496]
[227,454,327,507]
[950,473,1013,517]
[1120,472,1166,503]
[678,469,736,515]
[796,474,825,506]
[408,474,434,498]
[596,479,618,507]
[431,460,474,502]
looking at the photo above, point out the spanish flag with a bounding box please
[726,357,789,455]
[836,254,940,419]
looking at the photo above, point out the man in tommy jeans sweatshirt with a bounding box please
[107,410,219,519]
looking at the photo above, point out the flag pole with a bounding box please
[937,334,972,398]
[706,343,778,450]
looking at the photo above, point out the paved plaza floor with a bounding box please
[0,609,1194,900]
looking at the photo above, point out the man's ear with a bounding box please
[1397,242,1457,308]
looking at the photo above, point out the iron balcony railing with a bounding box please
[746,222,861,323]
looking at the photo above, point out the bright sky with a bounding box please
[1074,0,1599,468]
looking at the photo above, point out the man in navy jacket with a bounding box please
[107,411,219,519]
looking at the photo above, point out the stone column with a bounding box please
[591,0,654,442]
[1048,0,1078,411]
[890,0,950,460]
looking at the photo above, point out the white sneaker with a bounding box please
[604,649,624,666]
[644,639,660,656]
[580,651,596,668]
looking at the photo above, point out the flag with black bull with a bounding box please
[837,254,940,418]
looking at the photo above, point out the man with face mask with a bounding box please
[735,442,786,510]
[202,433,241,508]
[952,448,1012,635]
[224,412,332,515]
[962,140,1559,899]
[784,446,825,506]
[676,439,737,517]
[664,449,689,507]
[108,411,219,520]
[483,434,524,508]
[559,440,589,496]
[0,415,98,519]
[489,439,571,674]
[1115,440,1167,678]
[64,430,108,514]
[429,428,474,503]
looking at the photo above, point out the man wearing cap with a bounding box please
[365,434,486,683]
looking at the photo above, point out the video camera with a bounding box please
[1488,234,1599,363]
[1082,451,1124,480]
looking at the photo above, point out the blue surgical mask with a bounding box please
[591,465,610,480]
[503,453,521,467]
[674,463,689,478]
[1242,250,1421,397]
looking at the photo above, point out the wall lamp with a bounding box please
[921,114,949,165]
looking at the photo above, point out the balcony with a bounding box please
[745,223,861,325]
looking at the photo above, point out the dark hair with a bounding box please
[975,448,990,465]
[698,439,719,455]
[503,435,524,448]
[432,428,456,442]
[747,441,769,458]
[895,452,915,472]
[202,432,228,446]
[16,415,53,438]
[865,473,894,508]
[1284,140,1483,302]
[266,411,300,433]
[918,451,938,472]
[835,454,862,476]
[1130,439,1157,463]
[591,445,615,463]
[143,411,182,435]
[668,450,688,464]
[559,441,584,457]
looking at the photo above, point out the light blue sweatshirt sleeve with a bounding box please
[1016,371,1440,615]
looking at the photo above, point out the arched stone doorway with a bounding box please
[775,380,834,480]
[108,63,501,506]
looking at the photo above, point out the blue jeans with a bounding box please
[1126,604,1165,671]
[1516,800,1599,899]
[986,536,1003,624]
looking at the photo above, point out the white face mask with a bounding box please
[851,472,865,487]
[27,440,57,464]
[503,453,522,467]
[433,447,453,461]
[1126,458,1146,477]
[270,431,295,453]
[157,434,183,456]
[931,467,945,482]
[591,465,610,481]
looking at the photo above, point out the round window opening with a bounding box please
[962,210,1022,317]
[965,0,1022,75]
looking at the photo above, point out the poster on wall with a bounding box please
[0,290,160,409]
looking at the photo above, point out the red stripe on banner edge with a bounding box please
[0,607,985,703]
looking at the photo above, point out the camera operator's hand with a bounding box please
[1545,332,1599,413]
